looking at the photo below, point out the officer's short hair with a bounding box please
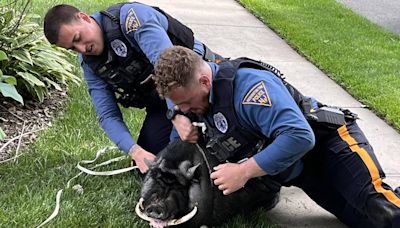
[44,4,80,44]
[154,46,202,98]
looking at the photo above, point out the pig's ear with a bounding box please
[179,160,201,180]
[159,158,168,172]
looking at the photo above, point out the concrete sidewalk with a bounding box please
[139,0,400,227]
[336,0,400,34]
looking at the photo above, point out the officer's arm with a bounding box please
[237,70,315,176]
[81,60,135,153]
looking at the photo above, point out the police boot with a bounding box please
[395,186,400,196]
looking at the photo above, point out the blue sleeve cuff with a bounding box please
[117,133,136,154]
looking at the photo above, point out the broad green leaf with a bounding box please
[36,50,69,63]
[25,13,41,20]
[0,82,24,104]
[34,86,46,102]
[2,36,17,45]
[16,33,43,49]
[11,49,33,65]
[0,50,8,61]
[1,11,14,27]
[0,5,78,102]
[17,72,45,87]
[1,75,17,85]
[19,22,39,31]
[0,127,5,141]
[43,77,62,91]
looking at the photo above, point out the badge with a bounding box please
[242,81,272,106]
[213,112,228,133]
[125,8,141,34]
[111,39,127,57]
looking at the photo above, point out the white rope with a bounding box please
[36,146,138,227]
[0,153,25,164]
[36,189,64,228]
[192,122,207,134]
[76,146,136,176]
[135,198,198,226]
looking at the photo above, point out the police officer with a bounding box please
[43,3,222,173]
[152,46,400,228]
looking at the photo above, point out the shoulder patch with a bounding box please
[242,81,272,106]
[125,8,141,34]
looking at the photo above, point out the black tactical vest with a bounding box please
[82,3,195,108]
[204,57,353,163]
[202,58,357,183]
[203,58,313,163]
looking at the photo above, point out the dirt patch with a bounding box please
[0,89,67,161]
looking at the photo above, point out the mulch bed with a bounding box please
[0,89,67,161]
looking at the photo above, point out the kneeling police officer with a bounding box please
[153,46,400,228]
[44,3,223,173]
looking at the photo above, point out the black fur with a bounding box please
[140,140,281,227]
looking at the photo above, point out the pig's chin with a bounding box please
[149,219,168,228]
[136,198,198,227]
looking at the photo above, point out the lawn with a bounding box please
[1,0,399,227]
[0,0,148,227]
[239,0,400,129]
[0,0,276,227]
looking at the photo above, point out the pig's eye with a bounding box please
[161,172,178,184]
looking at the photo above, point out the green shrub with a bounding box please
[0,50,22,141]
[0,1,81,140]
[0,1,80,103]
[0,50,23,104]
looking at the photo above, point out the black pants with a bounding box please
[137,89,172,154]
[289,120,400,228]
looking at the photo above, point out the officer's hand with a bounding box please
[210,163,249,195]
[172,114,199,143]
[129,144,156,173]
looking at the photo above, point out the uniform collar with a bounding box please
[207,62,219,105]
[91,12,104,30]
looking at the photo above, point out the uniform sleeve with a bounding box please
[81,57,135,153]
[120,3,173,65]
[235,68,315,175]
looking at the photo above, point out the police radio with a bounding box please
[302,97,346,127]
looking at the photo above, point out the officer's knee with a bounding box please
[374,206,400,228]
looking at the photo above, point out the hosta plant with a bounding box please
[0,50,22,141]
[0,50,23,104]
[0,1,80,102]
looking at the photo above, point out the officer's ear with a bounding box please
[198,75,211,90]
[77,12,91,23]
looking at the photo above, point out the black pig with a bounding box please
[136,140,280,227]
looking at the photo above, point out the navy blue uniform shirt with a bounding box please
[80,3,205,153]
[208,62,315,181]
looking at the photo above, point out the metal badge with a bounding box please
[213,112,228,133]
[111,39,128,57]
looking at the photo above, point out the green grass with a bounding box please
[0,0,276,227]
[5,0,398,227]
[0,0,146,227]
[239,0,400,129]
